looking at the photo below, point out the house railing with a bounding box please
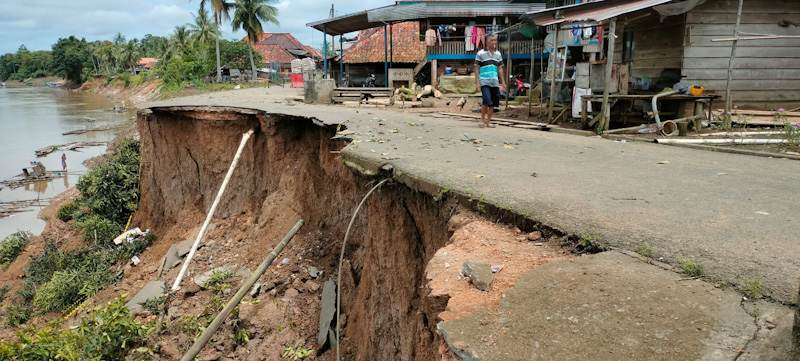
[427,40,544,56]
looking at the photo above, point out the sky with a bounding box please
[0,0,395,54]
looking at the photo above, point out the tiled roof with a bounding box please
[136,57,158,69]
[246,33,322,62]
[342,21,425,64]
[253,44,298,64]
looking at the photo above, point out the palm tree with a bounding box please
[115,40,140,75]
[199,0,233,82]
[232,0,279,82]
[169,25,193,57]
[113,33,126,46]
[189,7,219,59]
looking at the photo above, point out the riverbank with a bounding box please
[2,76,69,88]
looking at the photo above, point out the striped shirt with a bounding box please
[475,49,503,87]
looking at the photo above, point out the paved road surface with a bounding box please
[144,87,800,304]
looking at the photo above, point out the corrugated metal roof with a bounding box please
[523,0,672,26]
[308,1,545,35]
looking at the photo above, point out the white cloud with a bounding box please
[0,0,396,54]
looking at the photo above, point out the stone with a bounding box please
[249,282,262,297]
[305,280,321,292]
[237,267,253,279]
[284,288,299,299]
[160,224,216,273]
[318,280,337,346]
[462,262,494,292]
[125,280,166,314]
[194,265,237,288]
[308,266,320,279]
[527,231,543,241]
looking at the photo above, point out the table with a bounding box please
[579,94,722,130]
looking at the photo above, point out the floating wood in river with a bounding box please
[0,198,52,218]
[35,146,57,157]
[33,141,106,156]
[62,126,113,135]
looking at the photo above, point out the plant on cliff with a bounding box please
[0,231,31,268]
[0,296,156,360]
[76,138,141,225]
[232,0,280,81]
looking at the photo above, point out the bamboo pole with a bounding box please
[547,26,559,123]
[528,36,536,117]
[171,130,255,292]
[505,31,512,109]
[181,219,305,361]
[723,0,744,128]
[712,35,800,42]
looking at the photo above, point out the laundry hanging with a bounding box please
[425,28,437,46]
[465,25,474,51]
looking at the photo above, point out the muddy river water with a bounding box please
[0,87,134,239]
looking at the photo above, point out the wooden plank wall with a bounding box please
[627,12,686,81]
[683,0,800,110]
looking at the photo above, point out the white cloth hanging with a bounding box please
[465,25,474,51]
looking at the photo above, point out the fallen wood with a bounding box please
[655,138,787,145]
[716,109,800,117]
[698,130,785,137]
[440,112,550,127]
[604,124,650,135]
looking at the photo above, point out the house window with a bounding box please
[622,30,634,63]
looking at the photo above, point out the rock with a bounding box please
[125,280,166,314]
[462,262,494,292]
[305,280,321,292]
[160,224,216,273]
[237,267,253,279]
[318,280,337,346]
[308,266,320,279]
[249,282,262,297]
[194,265,237,288]
[527,231,543,241]
[284,288,299,299]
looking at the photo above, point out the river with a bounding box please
[0,86,135,240]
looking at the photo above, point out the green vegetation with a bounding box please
[679,256,704,277]
[232,0,280,82]
[283,345,314,360]
[433,186,451,201]
[635,243,654,259]
[0,296,156,360]
[2,138,151,327]
[742,275,763,299]
[0,231,31,268]
[0,285,10,302]
[577,233,606,253]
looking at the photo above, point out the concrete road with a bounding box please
[144,87,800,304]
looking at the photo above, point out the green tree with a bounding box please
[232,0,279,81]
[113,32,126,46]
[115,39,140,75]
[189,8,219,48]
[216,39,262,74]
[168,25,194,58]
[199,0,233,82]
[51,36,91,84]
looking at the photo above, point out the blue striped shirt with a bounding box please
[475,49,503,87]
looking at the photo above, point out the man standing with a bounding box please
[474,34,506,128]
[61,152,67,171]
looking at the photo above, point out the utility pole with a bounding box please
[724,0,744,128]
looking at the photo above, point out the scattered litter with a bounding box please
[131,256,141,266]
[503,144,515,149]
[281,258,289,264]
[531,173,538,177]
[113,227,143,245]
[716,173,728,176]
[490,265,503,273]
[658,161,671,165]
[476,147,483,151]
[475,174,485,179]
[444,262,451,269]
[755,211,770,216]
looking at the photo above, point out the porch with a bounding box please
[426,40,545,60]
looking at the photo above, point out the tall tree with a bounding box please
[189,7,219,60]
[232,0,279,81]
[168,25,193,58]
[52,36,90,84]
[113,33,126,46]
[199,0,233,82]
[115,40,140,75]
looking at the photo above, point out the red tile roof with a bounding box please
[341,22,425,64]
[136,57,158,69]
[246,33,322,64]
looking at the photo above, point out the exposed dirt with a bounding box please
[77,77,162,107]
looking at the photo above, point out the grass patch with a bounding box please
[0,285,10,302]
[679,256,704,277]
[3,303,32,327]
[576,233,606,253]
[742,275,763,299]
[635,243,654,259]
[0,231,30,268]
[57,202,79,222]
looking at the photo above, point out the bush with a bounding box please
[76,215,123,246]
[0,296,155,360]
[0,285,10,302]
[33,269,117,314]
[57,202,79,222]
[0,231,30,268]
[4,303,32,327]
[76,138,140,225]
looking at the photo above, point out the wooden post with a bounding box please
[548,26,559,122]
[724,0,744,128]
[432,59,438,88]
[599,18,617,131]
[528,36,536,117]
[506,30,512,109]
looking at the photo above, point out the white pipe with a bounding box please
[652,90,680,129]
[171,129,255,291]
[699,131,786,137]
[655,138,787,145]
